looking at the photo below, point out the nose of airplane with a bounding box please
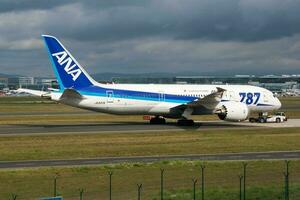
[275,97,282,110]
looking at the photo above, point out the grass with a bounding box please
[0,160,299,200]
[0,96,82,113]
[0,128,299,161]
[0,96,299,199]
[278,96,300,118]
[162,185,300,200]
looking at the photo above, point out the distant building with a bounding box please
[41,79,57,87]
[34,78,56,86]
[111,77,174,84]
[0,77,8,89]
[174,75,300,93]
[7,77,19,89]
[19,77,34,87]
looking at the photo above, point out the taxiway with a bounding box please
[0,119,299,136]
[0,151,299,169]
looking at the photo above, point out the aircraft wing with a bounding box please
[17,88,50,97]
[187,87,226,109]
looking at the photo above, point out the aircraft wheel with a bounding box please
[150,116,166,124]
[177,119,195,126]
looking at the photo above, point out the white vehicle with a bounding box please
[249,112,287,123]
[265,112,287,123]
[18,35,282,126]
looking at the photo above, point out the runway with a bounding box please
[0,151,299,169]
[0,119,299,135]
[0,121,250,135]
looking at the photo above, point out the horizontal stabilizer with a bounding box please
[17,88,50,98]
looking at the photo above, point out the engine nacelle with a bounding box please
[216,101,249,122]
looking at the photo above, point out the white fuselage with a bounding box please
[51,83,281,118]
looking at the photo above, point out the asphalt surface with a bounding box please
[1,119,300,135]
[0,111,94,116]
[0,121,252,135]
[0,151,299,169]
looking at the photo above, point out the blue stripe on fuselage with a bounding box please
[77,85,195,103]
[256,103,273,106]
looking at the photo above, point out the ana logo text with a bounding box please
[52,51,82,81]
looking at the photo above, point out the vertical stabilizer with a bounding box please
[42,35,97,90]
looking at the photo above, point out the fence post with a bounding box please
[79,188,84,200]
[284,160,290,200]
[10,193,17,200]
[242,163,247,200]
[239,175,243,200]
[53,173,58,197]
[137,184,142,200]
[200,165,205,200]
[160,168,164,200]
[192,179,197,200]
[108,171,113,200]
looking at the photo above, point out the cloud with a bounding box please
[42,0,300,43]
[0,0,299,76]
[0,0,72,13]
[0,38,43,50]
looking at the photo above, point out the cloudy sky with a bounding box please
[0,0,300,77]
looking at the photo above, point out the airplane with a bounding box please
[18,35,282,126]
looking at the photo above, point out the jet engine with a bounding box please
[216,101,249,122]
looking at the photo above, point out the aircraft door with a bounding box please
[158,93,165,102]
[106,90,114,103]
[263,92,269,103]
[229,91,239,101]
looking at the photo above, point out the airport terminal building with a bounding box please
[0,74,299,96]
[111,74,300,95]
[173,75,300,94]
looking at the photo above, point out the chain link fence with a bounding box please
[2,160,300,200]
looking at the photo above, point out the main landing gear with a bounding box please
[177,107,195,126]
[177,119,195,126]
[150,116,166,124]
[149,116,195,126]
